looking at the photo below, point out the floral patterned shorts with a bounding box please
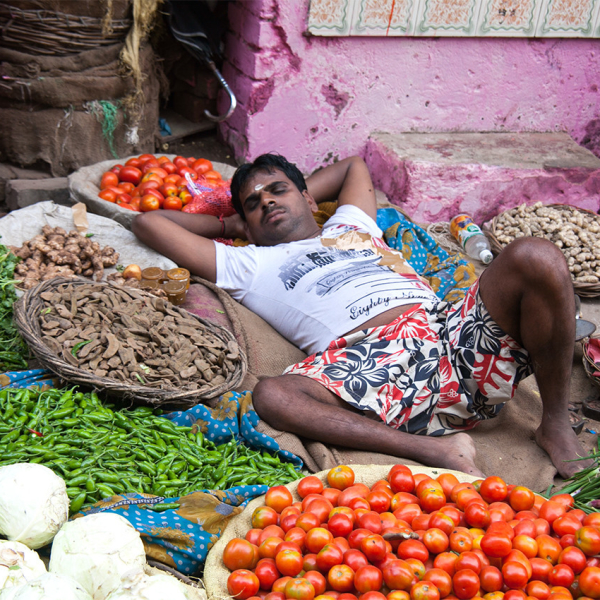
[284,280,532,436]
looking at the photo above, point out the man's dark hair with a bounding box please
[230,153,307,220]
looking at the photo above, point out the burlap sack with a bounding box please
[204,464,477,599]
[182,279,307,400]
[68,156,237,229]
[0,43,159,176]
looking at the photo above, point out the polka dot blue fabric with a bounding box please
[376,207,477,304]
[0,368,57,390]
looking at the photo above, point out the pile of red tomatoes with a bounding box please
[97,153,223,212]
[222,465,600,600]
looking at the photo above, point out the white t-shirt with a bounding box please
[215,205,439,354]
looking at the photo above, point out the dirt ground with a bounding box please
[159,130,238,168]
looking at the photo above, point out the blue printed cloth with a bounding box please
[377,208,477,303]
[0,368,57,390]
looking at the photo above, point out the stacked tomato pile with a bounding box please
[97,154,223,212]
[222,465,600,600]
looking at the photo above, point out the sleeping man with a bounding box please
[132,154,589,478]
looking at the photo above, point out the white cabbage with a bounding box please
[0,572,92,600]
[104,568,192,600]
[49,513,146,600]
[0,463,69,549]
[0,540,46,591]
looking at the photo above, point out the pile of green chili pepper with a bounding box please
[0,244,29,370]
[0,387,302,514]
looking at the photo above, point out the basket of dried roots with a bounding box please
[484,202,600,298]
[13,277,247,408]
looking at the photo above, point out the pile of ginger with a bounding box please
[9,225,119,289]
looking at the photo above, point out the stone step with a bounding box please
[364,132,600,224]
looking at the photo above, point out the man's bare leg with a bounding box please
[478,237,591,478]
[252,374,485,477]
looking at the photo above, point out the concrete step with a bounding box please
[364,132,600,224]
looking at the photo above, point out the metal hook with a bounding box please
[203,60,237,122]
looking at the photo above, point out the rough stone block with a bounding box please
[6,178,71,211]
[0,163,51,207]
[364,132,600,224]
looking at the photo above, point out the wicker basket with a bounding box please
[13,277,247,408]
[484,203,600,298]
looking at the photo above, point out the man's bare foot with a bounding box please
[536,418,593,478]
[426,433,485,478]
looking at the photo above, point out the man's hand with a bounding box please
[224,213,247,240]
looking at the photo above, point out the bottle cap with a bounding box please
[480,249,493,265]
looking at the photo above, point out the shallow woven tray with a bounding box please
[14,277,247,408]
[484,204,600,298]
[583,339,600,389]
[204,464,477,599]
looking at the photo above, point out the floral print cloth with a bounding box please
[285,280,532,435]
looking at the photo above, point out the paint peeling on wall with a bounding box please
[248,78,275,114]
[321,83,350,117]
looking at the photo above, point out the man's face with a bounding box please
[239,168,319,246]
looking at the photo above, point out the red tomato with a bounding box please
[259,537,284,559]
[252,506,279,529]
[527,581,551,600]
[354,565,384,593]
[321,487,342,506]
[488,502,515,523]
[480,565,503,593]
[580,566,600,598]
[389,469,416,494]
[316,543,344,572]
[480,532,512,558]
[576,527,600,557]
[433,552,459,577]
[304,571,326,596]
[141,172,163,185]
[452,569,480,599]
[388,592,411,600]
[327,564,355,592]
[329,514,353,539]
[344,549,369,571]
[358,511,383,534]
[173,155,189,169]
[159,182,179,197]
[405,558,426,581]
[338,484,371,507]
[118,181,135,193]
[178,166,198,180]
[551,494,575,510]
[583,513,600,530]
[125,157,142,167]
[559,546,587,574]
[450,483,476,504]
[119,166,143,185]
[142,159,160,173]
[530,557,554,583]
[161,161,177,174]
[223,538,259,571]
[422,528,450,554]
[227,569,260,600]
[258,525,285,544]
[204,169,223,182]
[116,201,135,211]
[464,502,491,529]
[553,515,582,538]
[502,561,530,589]
[412,514,432,532]
[515,519,538,538]
[436,473,460,501]
[303,553,318,572]
[429,511,456,535]
[513,534,538,558]
[398,540,429,563]
[382,559,416,591]
[539,502,567,525]
[100,171,119,189]
[98,189,117,203]
[285,577,315,600]
[265,486,294,514]
[449,528,473,553]
[281,513,299,532]
[307,498,334,524]
[368,490,392,514]
[109,164,123,174]
[394,504,422,525]
[548,563,575,588]
[296,512,321,532]
[297,477,324,499]
[410,580,440,600]
[508,487,535,512]
[284,527,306,549]
[193,157,213,174]
[361,534,387,563]
[305,528,334,554]
[537,534,564,564]
[333,536,350,554]
[146,167,168,180]
[275,549,303,577]
[423,567,452,598]
[255,558,280,590]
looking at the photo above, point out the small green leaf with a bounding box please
[116,264,125,273]
[85,233,94,238]
[71,340,91,357]
[139,363,150,373]
[41,307,52,315]
[134,372,146,384]
[215,309,225,314]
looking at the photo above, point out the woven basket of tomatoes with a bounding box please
[204,464,600,600]
[68,154,237,229]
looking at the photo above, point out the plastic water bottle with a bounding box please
[450,214,493,265]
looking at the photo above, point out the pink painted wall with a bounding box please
[219,0,600,175]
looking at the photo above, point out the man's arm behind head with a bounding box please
[306,156,377,222]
